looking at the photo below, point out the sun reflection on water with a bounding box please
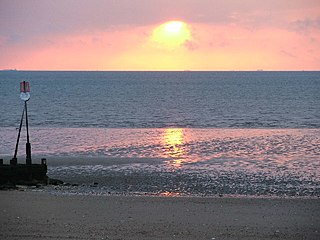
[159,191,182,197]
[162,128,186,168]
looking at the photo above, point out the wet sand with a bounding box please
[0,191,319,240]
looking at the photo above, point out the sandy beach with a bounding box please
[0,191,319,240]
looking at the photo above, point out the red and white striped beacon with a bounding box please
[20,81,30,101]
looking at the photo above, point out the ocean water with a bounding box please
[0,71,319,197]
[1,71,319,128]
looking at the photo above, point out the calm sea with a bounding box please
[0,71,319,197]
[1,71,319,128]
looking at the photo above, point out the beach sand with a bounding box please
[0,191,319,240]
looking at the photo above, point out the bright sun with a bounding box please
[152,21,191,48]
[164,21,183,33]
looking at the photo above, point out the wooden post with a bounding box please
[25,100,32,165]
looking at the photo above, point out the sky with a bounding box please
[0,0,320,70]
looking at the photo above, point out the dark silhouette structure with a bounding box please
[0,81,47,186]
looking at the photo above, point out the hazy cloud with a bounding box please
[1,0,319,37]
[290,18,320,33]
[280,50,297,59]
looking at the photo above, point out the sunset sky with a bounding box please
[1,0,320,70]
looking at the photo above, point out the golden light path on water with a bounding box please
[162,128,185,168]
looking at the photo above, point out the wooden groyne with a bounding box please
[0,159,47,185]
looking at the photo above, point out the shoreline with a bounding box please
[1,190,319,239]
[22,185,320,200]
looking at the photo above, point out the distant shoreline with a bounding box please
[1,69,320,72]
[0,69,17,71]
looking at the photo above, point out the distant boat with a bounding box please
[256,69,264,71]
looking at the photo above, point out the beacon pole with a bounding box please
[25,99,32,165]
[19,81,32,165]
[12,107,25,164]
[11,81,32,165]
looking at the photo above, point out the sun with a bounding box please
[152,21,191,48]
[164,21,184,33]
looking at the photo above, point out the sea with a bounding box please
[0,71,319,197]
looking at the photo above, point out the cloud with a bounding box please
[183,40,198,51]
[290,18,320,33]
[280,50,297,59]
[6,33,25,44]
[1,0,319,37]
